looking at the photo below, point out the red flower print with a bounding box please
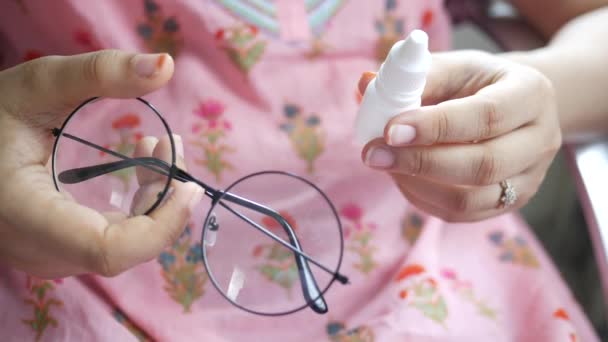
[396,264,425,282]
[248,25,259,35]
[73,30,101,51]
[554,308,570,320]
[262,211,297,231]
[426,278,437,287]
[343,228,351,240]
[134,132,144,141]
[23,50,43,61]
[215,29,225,40]
[440,268,457,280]
[194,100,225,123]
[399,289,408,299]
[192,123,202,133]
[341,203,363,221]
[74,30,92,45]
[112,114,141,130]
[422,9,434,28]
[99,144,110,156]
[252,245,264,257]
[570,333,577,342]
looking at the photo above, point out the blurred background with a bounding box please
[450,5,607,337]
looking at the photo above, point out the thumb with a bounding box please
[98,181,203,276]
[0,49,173,117]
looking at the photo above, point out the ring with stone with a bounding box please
[498,180,517,208]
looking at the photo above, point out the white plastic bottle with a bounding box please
[354,29,432,144]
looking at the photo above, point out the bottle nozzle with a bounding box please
[392,29,430,72]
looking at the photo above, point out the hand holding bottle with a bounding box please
[358,47,561,222]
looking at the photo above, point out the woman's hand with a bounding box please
[359,51,561,222]
[0,50,203,278]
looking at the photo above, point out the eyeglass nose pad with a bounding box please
[204,213,219,247]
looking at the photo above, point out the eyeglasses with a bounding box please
[50,97,348,316]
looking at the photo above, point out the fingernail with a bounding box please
[173,134,184,159]
[132,53,166,78]
[365,146,395,168]
[358,71,376,93]
[187,183,204,212]
[388,125,416,146]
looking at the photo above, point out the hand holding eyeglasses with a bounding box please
[0,50,204,278]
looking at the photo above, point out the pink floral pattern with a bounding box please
[375,0,405,61]
[395,264,448,325]
[326,320,375,342]
[401,210,424,244]
[441,268,497,320]
[23,50,44,62]
[101,113,144,190]
[341,203,378,274]
[73,29,102,51]
[113,308,150,341]
[157,225,208,312]
[22,276,64,341]
[488,231,540,268]
[191,99,235,181]
[279,103,325,173]
[215,24,266,72]
[137,0,183,57]
[554,308,579,342]
[252,211,299,295]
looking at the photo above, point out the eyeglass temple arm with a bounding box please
[56,150,348,283]
[54,131,348,309]
[215,191,328,314]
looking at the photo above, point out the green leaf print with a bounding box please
[408,280,448,325]
[243,41,267,71]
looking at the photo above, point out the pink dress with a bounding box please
[0,0,598,341]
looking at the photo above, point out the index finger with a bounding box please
[384,67,552,146]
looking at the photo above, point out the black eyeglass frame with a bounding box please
[49,97,348,316]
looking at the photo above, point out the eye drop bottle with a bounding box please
[355,29,432,144]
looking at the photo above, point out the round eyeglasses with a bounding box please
[50,97,348,316]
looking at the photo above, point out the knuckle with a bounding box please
[452,190,476,212]
[82,50,119,86]
[82,53,103,84]
[94,246,116,277]
[534,70,555,97]
[404,149,432,176]
[478,97,502,139]
[548,132,562,154]
[474,148,501,185]
[18,56,54,94]
[92,231,122,277]
[431,110,450,144]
